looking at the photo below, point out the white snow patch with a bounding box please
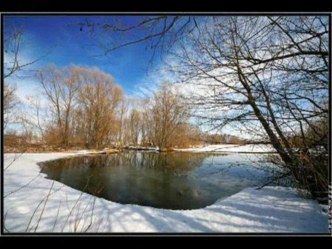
[3,153,328,233]
[126,146,159,151]
[175,144,277,153]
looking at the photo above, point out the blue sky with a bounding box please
[4,15,162,95]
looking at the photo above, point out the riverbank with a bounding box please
[175,144,277,153]
[4,143,275,154]
[3,153,328,233]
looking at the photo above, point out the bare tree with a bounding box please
[35,65,125,149]
[75,67,124,148]
[125,108,142,146]
[3,83,18,129]
[139,99,154,146]
[3,22,55,154]
[116,98,129,147]
[3,24,43,133]
[147,83,189,151]
[79,16,199,62]
[36,65,80,147]
[4,24,47,79]
[25,96,47,140]
[171,16,328,199]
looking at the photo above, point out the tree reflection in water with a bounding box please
[39,152,274,210]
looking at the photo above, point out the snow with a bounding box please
[126,146,159,151]
[175,144,277,153]
[3,153,328,233]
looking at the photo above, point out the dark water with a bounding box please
[39,151,277,210]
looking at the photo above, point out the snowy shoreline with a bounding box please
[175,144,277,153]
[3,152,328,233]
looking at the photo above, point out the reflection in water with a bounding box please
[39,152,275,210]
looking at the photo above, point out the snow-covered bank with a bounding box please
[76,148,119,155]
[3,153,328,233]
[176,144,277,153]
